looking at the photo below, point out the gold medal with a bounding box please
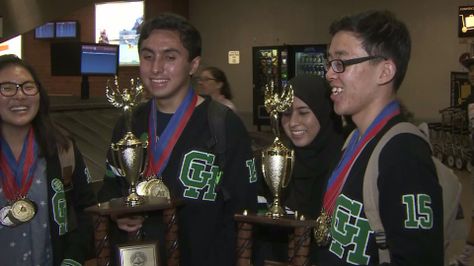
[314,210,332,247]
[136,180,149,196]
[11,199,36,223]
[0,206,14,227]
[144,178,170,199]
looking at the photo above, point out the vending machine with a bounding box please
[252,44,327,129]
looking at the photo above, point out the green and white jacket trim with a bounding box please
[61,259,81,266]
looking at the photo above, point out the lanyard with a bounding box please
[0,128,38,200]
[144,88,197,177]
[323,101,400,214]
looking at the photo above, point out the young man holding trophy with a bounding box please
[98,13,258,266]
[315,10,444,265]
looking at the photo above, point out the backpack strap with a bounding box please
[207,99,229,169]
[58,140,75,191]
[363,122,427,264]
[207,100,230,201]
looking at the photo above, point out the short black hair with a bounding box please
[329,10,411,91]
[138,13,201,61]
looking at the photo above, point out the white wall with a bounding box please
[189,0,473,123]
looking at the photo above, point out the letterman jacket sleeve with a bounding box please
[221,110,258,214]
[378,134,444,265]
[62,142,97,265]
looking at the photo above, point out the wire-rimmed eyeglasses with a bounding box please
[0,81,39,97]
[325,55,387,73]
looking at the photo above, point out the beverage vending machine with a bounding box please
[252,44,327,129]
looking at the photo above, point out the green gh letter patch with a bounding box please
[179,151,220,201]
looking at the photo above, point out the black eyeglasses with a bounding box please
[197,77,216,82]
[0,81,39,97]
[325,55,387,73]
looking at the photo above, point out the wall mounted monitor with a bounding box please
[80,43,119,75]
[50,42,81,76]
[56,21,78,39]
[35,22,55,39]
[95,1,143,66]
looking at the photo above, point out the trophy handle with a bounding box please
[110,143,125,177]
[281,149,295,188]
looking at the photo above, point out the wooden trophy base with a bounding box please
[85,196,183,266]
[234,213,316,266]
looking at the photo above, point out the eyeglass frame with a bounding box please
[0,81,40,97]
[196,77,217,82]
[325,55,387,73]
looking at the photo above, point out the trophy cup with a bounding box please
[261,81,295,218]
[106,76,147,206]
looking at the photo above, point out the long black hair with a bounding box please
[0,54,70,156]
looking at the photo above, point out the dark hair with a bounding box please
[138,13,201,61]
[329,10,411,91]
[202,66,233,100]
[0,54,70,156]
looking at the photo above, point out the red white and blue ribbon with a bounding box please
[322,100,401,214]
[144,88,197,177]
[0,128,39,201]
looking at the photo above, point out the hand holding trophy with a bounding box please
[261,81,295,218]
[106,76,148,206]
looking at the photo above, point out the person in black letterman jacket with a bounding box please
[316,10,443,265]
[0,54,96,266]
[98,13,257,266]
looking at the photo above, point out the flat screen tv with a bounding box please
[55,21,78,39]
[80,43,119,76]
[50,42,81,76]
[35,22,55,39]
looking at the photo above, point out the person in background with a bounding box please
[98,13,257,266]
[253,75,344,265]
[317,10,443,265]
[450,55,474,266]
[197,66,237,112]
[0,54,96,265]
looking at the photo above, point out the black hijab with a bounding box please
[283,75,344,217]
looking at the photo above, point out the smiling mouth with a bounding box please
[332,87,343,95]
[291,130,306,136]
[10,106,28,112]
[150,77,169,84]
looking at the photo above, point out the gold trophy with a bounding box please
[261,81,295,218]
[106,76,147,206]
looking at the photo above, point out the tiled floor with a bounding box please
[447,170,474,265]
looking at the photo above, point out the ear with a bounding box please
[377,59,396,85]
[189,56,201,76]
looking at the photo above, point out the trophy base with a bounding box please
[266,204,286,219]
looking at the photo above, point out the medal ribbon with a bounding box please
[322,100,400,214]
[144,88,197,177]
[0,128,38,201]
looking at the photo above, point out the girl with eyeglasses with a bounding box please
[0,54,96,266]
[197,66,237,112]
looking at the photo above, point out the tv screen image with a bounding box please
[56,21,78,38]
[95,1,143,66]
[35,22,55,39]
[80,44,119,75]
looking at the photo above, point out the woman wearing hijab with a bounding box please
[254,75,345,265]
